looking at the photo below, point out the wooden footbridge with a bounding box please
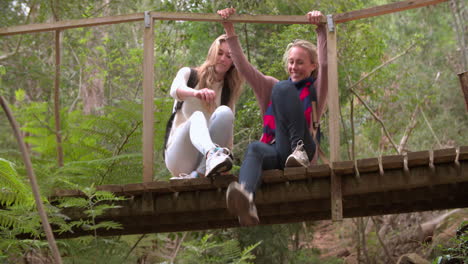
[1,3,465,263]
[51,147,468,239]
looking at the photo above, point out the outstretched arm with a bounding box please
[217,8,278,115]
[308,10,328,118]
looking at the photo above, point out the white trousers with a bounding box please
[165,105,234,177]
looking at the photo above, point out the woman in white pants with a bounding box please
[165,35,244,179]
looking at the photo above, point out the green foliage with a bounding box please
[432,221,468,264]
[176,233,260,264]
[237,224,294,263]
[288,248,344,264]
[0,158,31,207]
[57,184,125,235]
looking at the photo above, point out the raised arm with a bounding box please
[308,11,328,118]
[217,8,278,115]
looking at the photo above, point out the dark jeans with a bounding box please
[239,81,316,194]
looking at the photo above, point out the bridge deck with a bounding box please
[52,147,468,238]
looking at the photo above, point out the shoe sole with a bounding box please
[206,157,233,178]
[285,157,307,168]
[226,183,259,226]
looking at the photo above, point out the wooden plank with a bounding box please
[381,154,404,170]
[327,26,342,221]
[1,0,449,36]
[0,13,144,36]
[458,71,468,111]
[433,148,456,164]
[357,158,380,173]
[151,12,317,24]
[122,183,146,195]
[141,192,154,214]
[333,160,354,175]
[459,146,468,161]
[168,175,235,192]
[262,170,285,183]
[307,164,331,178]
[407,150,430,167]
[143,181,175,193]
[333,0,448,24]
[142,15,155,183]
[284,167,307,181]
[96,184,123,193]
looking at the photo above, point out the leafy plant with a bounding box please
[0,158,31,207]
[57,183,125,237]
[176,233,261,264]
[433,221,468,264]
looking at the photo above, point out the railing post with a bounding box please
[326,15,343,221]
[54,30,64,167]
[142,11,154,183]
[458,71,468,112]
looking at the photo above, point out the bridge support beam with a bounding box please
[327,15,343,221]
[49,148,468,238]
[142,12,155,183]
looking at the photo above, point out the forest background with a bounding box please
[0,0,467,263]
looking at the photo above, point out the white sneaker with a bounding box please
[205,146,233,178]
[285,140,310,168]
[226,182,259,226]
[170,171,199,180]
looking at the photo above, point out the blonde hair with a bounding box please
[282,39,318,78]
[196,34,244,111]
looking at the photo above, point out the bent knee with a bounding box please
[212,105,234,124]
[215,105,234,120]
[246,141,267,156]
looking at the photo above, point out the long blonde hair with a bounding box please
[282,39,319,78]
[196,34,244,111]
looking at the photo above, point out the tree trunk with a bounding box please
[79,0,110,114]
[449,0,467,71]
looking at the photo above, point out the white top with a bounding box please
[167,67,223,147]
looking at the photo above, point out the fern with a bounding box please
[0,158,32,206]
[57,185,125,237]
[0,204,42,237]
[232,241,262,264]
[176,233,260,264]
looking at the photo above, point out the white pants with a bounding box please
[165,105,234,177]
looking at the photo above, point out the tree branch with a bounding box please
[397,105,420,154]
[0,96,63,264]
[98,121,142,185]
[347,43,416,154]
[0,0,37,61]
[170,232,188,263]
[122,234,146,264]
[348,43,416,91]
[349,88,400,153]
[420,108,443,148]
[371,216,396,263]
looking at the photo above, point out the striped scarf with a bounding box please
[260,77,317,144]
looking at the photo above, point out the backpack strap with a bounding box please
[309,84,329,165]
[163,68,199,159]
[221,79,230,106]
[173,68,199,112]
